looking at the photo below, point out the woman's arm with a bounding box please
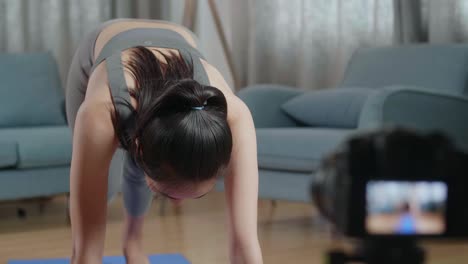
[70,102,118,264]
[224,98,263,264]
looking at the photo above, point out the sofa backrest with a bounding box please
[339,44,468,95]
[0,52,66,127]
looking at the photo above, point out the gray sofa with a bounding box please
[230,44,468,202]
[0,52,72,204]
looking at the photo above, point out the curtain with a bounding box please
[3,0,468,91]
[233,0,396,90]
[415,0,468,43]
[0,0,170,87]
[230,0,468,90]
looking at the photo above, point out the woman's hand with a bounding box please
[229,240,263,264]
[71,253,102,264]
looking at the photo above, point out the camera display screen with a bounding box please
[366,181,447,235]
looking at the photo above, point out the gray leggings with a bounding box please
[65,19,154,216]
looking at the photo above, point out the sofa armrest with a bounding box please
[358,85,468,150]
[236,84,305,128]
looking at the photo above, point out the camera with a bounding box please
[312,127,468,238]
[311,127,468,263]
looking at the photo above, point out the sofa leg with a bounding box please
[17,208,27,219]
[39,203,45,214]
[271,200,277,209]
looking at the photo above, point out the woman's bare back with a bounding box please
[84,19,235,117]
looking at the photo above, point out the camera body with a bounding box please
[312,127,468,239]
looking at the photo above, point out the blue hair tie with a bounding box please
[192,101,207,110]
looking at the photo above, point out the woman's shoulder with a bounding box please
[200,60,233,94]
[73,101,118,153]
[200,60,249,124]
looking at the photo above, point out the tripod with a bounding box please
[182,0,239,90]
[327,239,426,264]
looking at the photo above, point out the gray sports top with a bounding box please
[91,28,210,148]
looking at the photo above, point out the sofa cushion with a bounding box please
[281,88,373,128]
[256,128,354,172]
[0,126,72,169]
[0,142,17,168]
[0,52,66,127]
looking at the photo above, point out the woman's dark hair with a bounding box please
[111,46,232,184]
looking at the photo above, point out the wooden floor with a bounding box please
[0,192,467,264]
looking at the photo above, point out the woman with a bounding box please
[66,19,262,264]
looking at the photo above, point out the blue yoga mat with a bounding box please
[8,254,190,264]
